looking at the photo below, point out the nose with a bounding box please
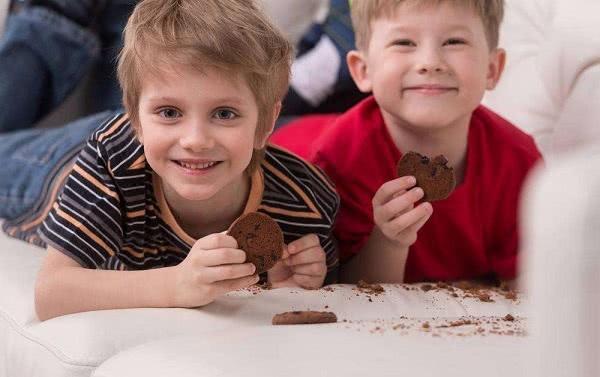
[415,47,447,74]
[179,120,214,152]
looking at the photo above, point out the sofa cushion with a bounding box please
[1,229,525,377]
[93,326,529,377]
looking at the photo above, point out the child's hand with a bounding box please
[172,233,259,307]
[373,176,433,247]
[268,234,327,290]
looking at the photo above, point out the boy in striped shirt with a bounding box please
[0,0,339,320]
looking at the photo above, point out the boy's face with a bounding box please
[348,2,505,132]
[137,64,267,203]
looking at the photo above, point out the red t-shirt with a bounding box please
[271,97,542,282]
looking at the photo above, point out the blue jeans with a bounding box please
[0,1,134,133]
[0,111,115,220]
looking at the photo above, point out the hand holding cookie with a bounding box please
[372,176,433,247]
[268,234,327,290]
[172,233,259,308]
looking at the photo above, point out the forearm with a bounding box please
[35,266,177,321]
[339,228,409,284]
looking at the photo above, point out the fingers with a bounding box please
[194,233,238,250]
[213,274,260,294]
[287,234,320,255]
[285,245,325,266]
[373,176,417,206]
[293,273,325,290]
[387,202,433,241]
[202,263,257,283]
[288,262,327,277]
[406,203,433,232]
[375,186,424,222]
[190,247,247,266]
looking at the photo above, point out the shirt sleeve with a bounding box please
[39,137,123,269]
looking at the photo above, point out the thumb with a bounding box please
[194,232,238,250]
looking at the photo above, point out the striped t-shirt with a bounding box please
[6,113,340,282]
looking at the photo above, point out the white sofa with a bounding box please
[482,0,600,160]
[2,0,600,376]
[521,146,600,377]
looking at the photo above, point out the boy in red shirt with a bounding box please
[272,0,542,284]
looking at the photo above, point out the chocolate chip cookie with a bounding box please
[228,212,284,273]
[397,151,456,202]
[272,311,338,325]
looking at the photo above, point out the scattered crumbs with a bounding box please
[503,314,515,322]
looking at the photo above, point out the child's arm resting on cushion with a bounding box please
[35,233,258,321]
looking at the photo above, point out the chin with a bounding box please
[174,186,219,202]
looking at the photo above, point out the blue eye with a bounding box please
[158,108,181,119]
[214,109,237,120]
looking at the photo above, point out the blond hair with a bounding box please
[117,0,292,172]
[350,0,504,51]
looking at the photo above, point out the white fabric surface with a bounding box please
[93,326,529,377]
[482,0,600,160]
[291,35,342,106]
[521,147,600,377]
[0,230,525,377]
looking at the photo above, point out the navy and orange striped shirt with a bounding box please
[5,114,340,282]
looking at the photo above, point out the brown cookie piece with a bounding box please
[272,311,338,325]
[397,151,456,202]
[227,212,284,274]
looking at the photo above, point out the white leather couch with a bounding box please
[2,0,600,376]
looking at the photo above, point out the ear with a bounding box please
[254,102,282,149]
[347,50,373,93]
[486,48,506,90]
[133,119,143,144]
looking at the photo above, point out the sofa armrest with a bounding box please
[522,148,600,377]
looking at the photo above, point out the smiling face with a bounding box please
[137,64,268,205]
[348,1,505,134]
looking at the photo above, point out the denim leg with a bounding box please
[37,0,106,27]
[0,111,116,220]
[88,0,136,113]
[0,7,100,132]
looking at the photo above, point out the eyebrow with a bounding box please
[388,25,474,34]
[144,96,247,106]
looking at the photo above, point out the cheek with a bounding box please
[140,128,170,161]
[453,55,488,83]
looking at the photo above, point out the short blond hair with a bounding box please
[350,0,504,51]
[117,0,292,172]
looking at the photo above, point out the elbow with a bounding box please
[34,274,57,321]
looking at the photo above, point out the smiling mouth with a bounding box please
[403,86,457,94]
[174,160,221,170]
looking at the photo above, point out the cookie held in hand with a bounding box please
[227,212,284,274]
[272,311,338,325]
[397,151,456,202]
